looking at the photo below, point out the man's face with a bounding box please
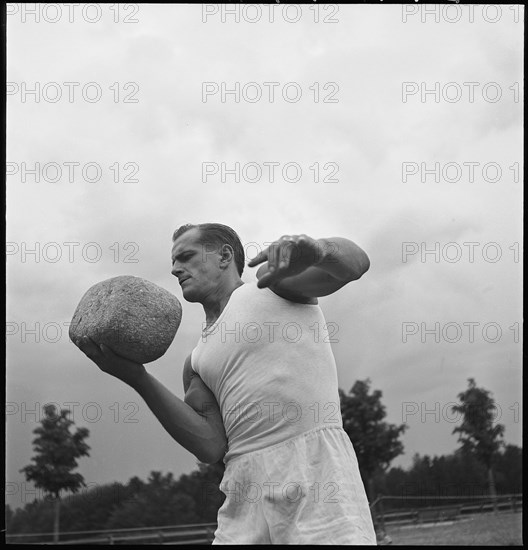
[171,228,223,303]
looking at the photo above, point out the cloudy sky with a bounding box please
[6,4,522,510]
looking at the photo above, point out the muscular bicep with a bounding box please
[183,356,225,436]
[185,374,220,417]
[177,356,226,463]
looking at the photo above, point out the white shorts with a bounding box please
[213,426,377,545]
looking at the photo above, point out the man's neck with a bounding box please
[203,279,244,328]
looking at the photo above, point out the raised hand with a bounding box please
[248,234,323,289]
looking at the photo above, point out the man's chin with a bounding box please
[181,288,200,303]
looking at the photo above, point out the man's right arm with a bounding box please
[182,354,227,461]
[78,338,227,464]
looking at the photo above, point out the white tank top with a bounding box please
[191,282,343,463]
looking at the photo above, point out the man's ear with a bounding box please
[219,244,234,268]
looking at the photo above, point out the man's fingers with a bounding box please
[248,248,268,267]
[256,270,276,289]
[99,343,128,362]
[267,241,283,273]
[279,242,294,270]
[99,343,112,358]
[78,337,102,360]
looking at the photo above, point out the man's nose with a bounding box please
[171,263,183,277]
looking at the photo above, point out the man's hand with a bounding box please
[248,234,322,289]
[248,234,369,300]
[78,336,146,388]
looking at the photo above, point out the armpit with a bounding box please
[182,354,197,393]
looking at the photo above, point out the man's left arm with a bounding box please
[248,234,370,299]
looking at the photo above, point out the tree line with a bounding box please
[6,378,522,535]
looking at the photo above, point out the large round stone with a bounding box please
[69,276,182,364]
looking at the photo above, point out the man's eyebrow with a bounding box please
[171,249,195,262]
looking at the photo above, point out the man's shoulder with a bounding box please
[245,279,318,305]
[269,286,318,305]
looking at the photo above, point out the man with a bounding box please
[79,223,376,544]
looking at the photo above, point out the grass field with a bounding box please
[384,511,522,546]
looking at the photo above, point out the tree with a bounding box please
[494,444,522,494]
[106,471,200,528]
[339,379,407,502]
[5,504,14,532]
[451,378,505,508]
[20,404,90,542]
[178,461,226,523]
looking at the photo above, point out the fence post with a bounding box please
[377,494,386,535]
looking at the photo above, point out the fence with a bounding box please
[369,493,523,533]
[5,523,217,545]
[6,494,522,544]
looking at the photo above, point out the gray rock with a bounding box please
[70,276,182,364]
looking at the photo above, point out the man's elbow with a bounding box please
[347,252,370,282]
[358,253,370,278]
[196,438,227,464]
[198,449,225,465]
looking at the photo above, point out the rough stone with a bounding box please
[69,276,182,364]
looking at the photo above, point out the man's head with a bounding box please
[171,223,244,303]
